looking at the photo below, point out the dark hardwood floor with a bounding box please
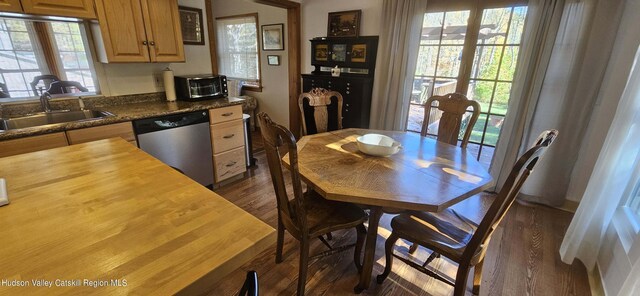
[210,145,591,296]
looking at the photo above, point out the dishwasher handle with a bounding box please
[133,111,209,134]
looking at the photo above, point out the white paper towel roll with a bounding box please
[163,68,176,101]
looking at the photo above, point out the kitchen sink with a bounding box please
[0,110,114,130]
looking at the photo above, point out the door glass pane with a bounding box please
[441,11,470,45]
[471,46,503,80]
[415,46,438,76]
[478,8,512,45]
[492,82,511,115]
[498,46,519,81]
[485,115,505,146]
[507,6,528,44]
[470,113,488,143]
[436,46,463,77]
[467,80,494,113]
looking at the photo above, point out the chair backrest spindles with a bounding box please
[421,93,480,148]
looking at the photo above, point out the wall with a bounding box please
[300,0,383,74]
[93,0,212,96]
[211,0,289,127]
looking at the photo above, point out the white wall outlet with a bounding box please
[154,72,164,88]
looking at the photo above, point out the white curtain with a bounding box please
[560,0,640,279]
[369,0,427,130]
[216,16,260,82]
[489,0,623,207]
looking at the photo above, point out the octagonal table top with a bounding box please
[283,129,493,212]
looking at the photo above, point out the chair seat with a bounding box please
[391,208,483,262]
[292,190,368,237]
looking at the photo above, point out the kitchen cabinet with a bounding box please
[209,105,246,183]
[66,122,136,146]
[0,132,68,158]
[92,0,184,63]
[0,0,22,13]
[21,0,96,19]
[302,74,373,129]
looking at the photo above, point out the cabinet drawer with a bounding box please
[66,122,135,145]
[213,146,246,182]
[209,105,242,124]
[211,119,244,154]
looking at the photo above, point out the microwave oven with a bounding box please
[174,74,228,101]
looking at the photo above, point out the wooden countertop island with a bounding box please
[0,138,275,295]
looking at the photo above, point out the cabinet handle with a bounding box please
[223,134,235,139]
[226,161,237,167]
[142,41,148,45]
[222,112,233,117]
[149,41,156,46]
[346,91,350,94]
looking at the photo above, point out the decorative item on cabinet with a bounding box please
[327,10,361,38]
[303,36,378,129]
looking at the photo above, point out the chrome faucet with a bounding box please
[40,92,52,113]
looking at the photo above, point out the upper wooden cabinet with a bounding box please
[93,0,184,63]
[20,0,96,19]
[0,0,23,13]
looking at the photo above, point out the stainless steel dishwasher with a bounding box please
[133,111,213,187]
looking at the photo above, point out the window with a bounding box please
[626,181,640,220]
[0,17,97,101]
[407,2,528,168]
[50,22,96,92]
[215,14,261,90]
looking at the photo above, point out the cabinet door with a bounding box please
[21,0,96,19]
[0,133,68,158]
[0,0,22,13]
[66,122,136,145]
[94,0,150,62]
[140,0,184,62]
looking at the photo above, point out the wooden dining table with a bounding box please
[283,128,493,292]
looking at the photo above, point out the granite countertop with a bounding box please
[0,94,245,141]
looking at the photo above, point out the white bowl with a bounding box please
[356,134,402,157]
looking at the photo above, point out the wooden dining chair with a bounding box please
[377,130,559,296]
[421,93,481,149]
[298,88,343,136]
[238,270,259,296]
[257,112,367,296]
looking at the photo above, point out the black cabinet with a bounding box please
[302,74,373,128]
[303,36,378,129]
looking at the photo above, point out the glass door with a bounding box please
[406,3,528,168]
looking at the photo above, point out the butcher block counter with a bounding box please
[0,138,275,295]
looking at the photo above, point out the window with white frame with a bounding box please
[626,181,640,219]
[50,22,96,92]
[0,17,97,100]
[215,14,261,90]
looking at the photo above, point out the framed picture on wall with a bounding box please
[262,23,284,51]
[179,6,205,45]
[327,10,361,38]
[267,55,280,66]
